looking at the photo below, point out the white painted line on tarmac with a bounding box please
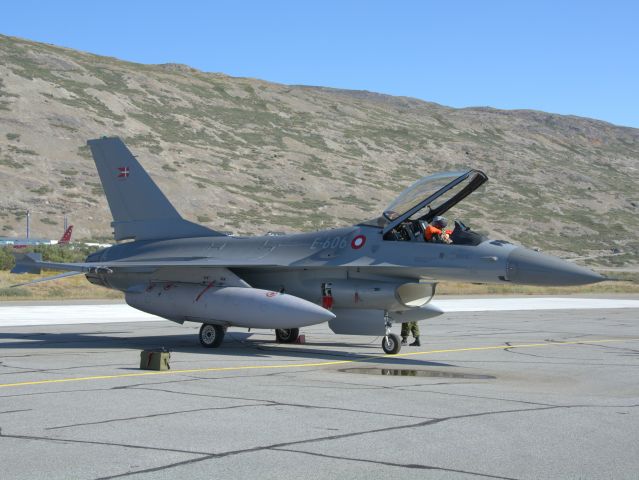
[0,297,638,327]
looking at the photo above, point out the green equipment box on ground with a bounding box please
[140,350,171,371]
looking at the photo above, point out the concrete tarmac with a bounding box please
[1,298,638,479]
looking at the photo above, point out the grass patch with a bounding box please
[85,181,103,195]
[0,271,122,301]
[0,287,32,297]
[50,122,78,132]
[30,186,53,195]
[124,133,164,155]
[0,157,26,168]
[7,145,37,156]
[77,145,92,160]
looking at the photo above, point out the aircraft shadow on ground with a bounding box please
[0,330,455,368]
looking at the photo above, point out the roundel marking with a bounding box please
[351,235,366,249]
[266,291,278,298]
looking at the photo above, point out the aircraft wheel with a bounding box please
[382,333,401,355]
[199,323,225,348]
[275,328,299,343]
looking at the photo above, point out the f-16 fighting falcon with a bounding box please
[11,137,605,354]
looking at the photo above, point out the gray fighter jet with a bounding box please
[12,137,605,354]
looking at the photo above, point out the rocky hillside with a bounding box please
[0,34,637,266]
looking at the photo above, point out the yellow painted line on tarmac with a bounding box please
[391,338,638,359]
[0,338,635,390]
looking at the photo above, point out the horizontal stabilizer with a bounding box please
[11,253,44,274]
[11,271,83,287]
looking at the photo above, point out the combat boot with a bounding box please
[410,336,421,347]
[401,337,408,346]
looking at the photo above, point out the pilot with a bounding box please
[425,216,452,244]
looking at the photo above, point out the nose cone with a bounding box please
[506,247,605,286]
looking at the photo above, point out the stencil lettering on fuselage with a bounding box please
[310,236,350,250]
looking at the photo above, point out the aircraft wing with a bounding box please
[11,253,266,288]
[11,253,281,275]
[11,249,442,278]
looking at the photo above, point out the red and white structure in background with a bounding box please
[0,211,75,248]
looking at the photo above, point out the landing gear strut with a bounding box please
[382,313,401,355]
[199,323,225,348]
[275,328,299,343]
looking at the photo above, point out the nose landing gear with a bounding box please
[382,313,401,354]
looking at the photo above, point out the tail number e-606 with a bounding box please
[310,236,349,250]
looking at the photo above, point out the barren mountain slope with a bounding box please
[0,34,637,266]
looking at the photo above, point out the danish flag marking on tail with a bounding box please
[117,167,130,178]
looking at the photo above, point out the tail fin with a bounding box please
[87,137,224,241]
[59,225,73,244]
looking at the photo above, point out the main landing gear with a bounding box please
[275,328,299,343]
[199,323,225,348]
[382,313,401,355]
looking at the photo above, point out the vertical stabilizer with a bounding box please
[58,225,73,244]
[87,137,223,241]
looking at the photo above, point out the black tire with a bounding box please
[275,328,299,343]
[382,333,401,355]
[199,323,225,348]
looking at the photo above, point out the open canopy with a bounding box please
[361,169,488,233]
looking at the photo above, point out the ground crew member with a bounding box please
[425,216,452,244]
[401,322,420,346]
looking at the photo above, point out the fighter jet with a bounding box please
[11,137,605,354]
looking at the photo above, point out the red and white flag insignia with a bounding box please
[117,167,130,178]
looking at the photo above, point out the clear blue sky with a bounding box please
[2,1,638,128]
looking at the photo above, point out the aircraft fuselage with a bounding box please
[85,224,600,300]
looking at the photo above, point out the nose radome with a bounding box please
[506,247,605,286]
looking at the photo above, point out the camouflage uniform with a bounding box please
[401,321,420,338]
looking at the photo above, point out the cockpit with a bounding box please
[361,169,488,246]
